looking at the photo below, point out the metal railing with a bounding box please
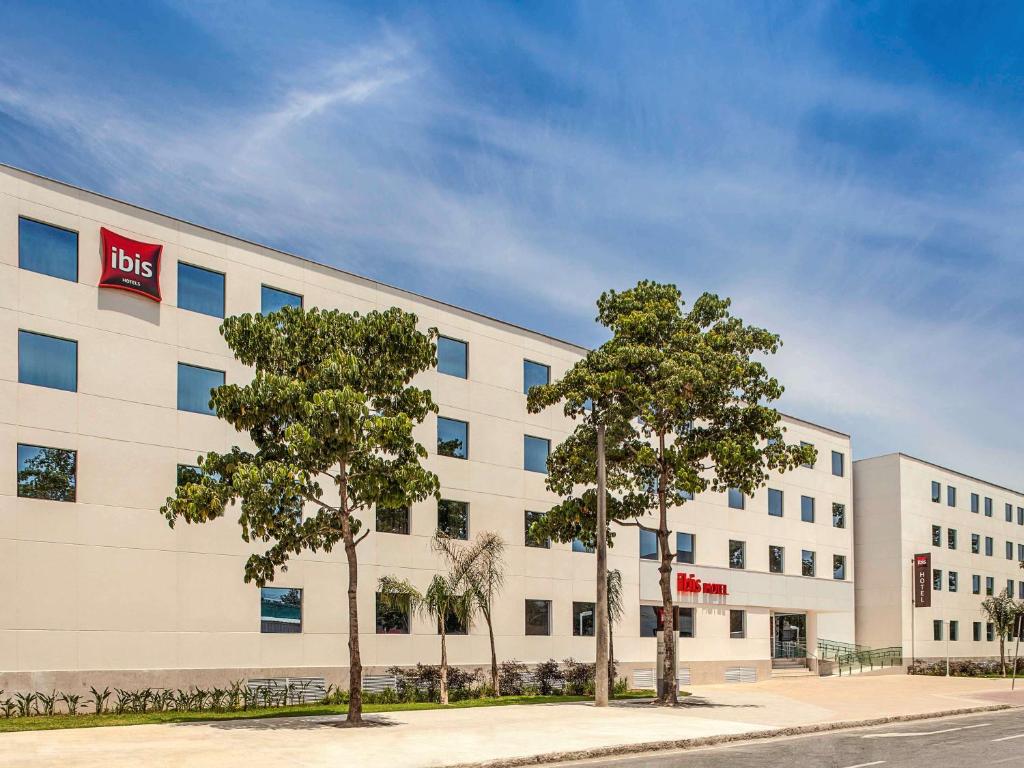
[833,646,903,676]
[772,640,808,659]
[816,638,865,660]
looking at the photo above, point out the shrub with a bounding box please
[499,660,529,696]
[562,658,595,695]
[90,686,112,715]
[534,659,563,695]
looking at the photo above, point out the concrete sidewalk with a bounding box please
[2,675,1022,768]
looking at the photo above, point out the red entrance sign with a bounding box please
[99,227,162,302]
[676,572,728,596]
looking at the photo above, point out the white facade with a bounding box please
[854,453,1024,660]
[0,164,855,693]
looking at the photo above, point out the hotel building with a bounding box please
[854,453,1024,661]
[1,164,855,694]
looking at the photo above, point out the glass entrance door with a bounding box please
[771,613,807,658]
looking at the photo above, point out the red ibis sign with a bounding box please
[913,552,931,608]
[99,227,162,302]
[676,572,728,596]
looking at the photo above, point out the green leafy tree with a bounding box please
[530,281,813,705]
[161,305,440,724]
[434,531,506,694]
[981,588,1023,676]
[377,532,502,703]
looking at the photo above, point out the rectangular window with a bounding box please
[178,262,225,318]
[972,533,980,554]
[16,444,77,502]
[769,545,784,573]
[831,451,844,477]
[833,554,846,580]
[948,571,958,592]
[19,217,78,282]
[676,532,695,564]
[933,568,942,591]
[729,609,746,639]
[525,511,549,548]
[987,622,995,642]
[523,435,550,473]
[947,528,957,550]
[801,495,815,523]
[971,492,979,512]
[800,441,815,468]
[177,363,225,415]
[1007,503,1015,523]
[523,360,550,394]
[767,488,783,517]
[948,486,957,507]
[525,599,551,636]
[1019,507,1024,526]
[973,621,982,641]
[18,330,77,392]
[260,285,302,314]
[376,593,410,634]
[1018,544,1024,562]
[1008,541,1015,560]
[802,550,816,577]
[931,481,941,503]
[639,529,658,560]
[177,463,204,486]
[260,587,302,633]
[437,336,468,378]
[728,487,745,509]
[972,574,981,594]
[440,610,468,636]
[679,607,695,638]
[438,499,469,539]
[376,506,410,535]
[985,497,993,517]
[640,606,659,637]
[986,576,995,596]
[832,502,846,529]
[572,601,595,637]
[986,537,994,556]
[729,540,745,569]
[933,619,943,641]
[437,416,469,459]
[1019,581,1024,600]
[1009,579,1015,598]
[572,538,595,554]
[950,620,959,642]
[932,525,941,547]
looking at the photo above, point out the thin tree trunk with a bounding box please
[486,608,500,695]
[595,422,610,707]
[342,512,363,723]
[657,432,677,705]
[440,628,449,705]
[1001,637,1006,677]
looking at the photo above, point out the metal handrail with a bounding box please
[833,646,903,676]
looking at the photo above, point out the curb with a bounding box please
[443,703,1016,768]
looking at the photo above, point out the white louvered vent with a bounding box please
[677,667,691,687]
[632,668,655,689]
[361,674,398,692]
[724,666,757,683]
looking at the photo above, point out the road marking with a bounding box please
[992,733,1024,742]
[840,761,886,768]
[863,723,990,739]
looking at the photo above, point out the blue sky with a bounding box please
[2,1,1022,486]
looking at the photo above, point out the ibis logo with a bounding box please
[99,227,162,302]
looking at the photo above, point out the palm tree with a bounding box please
[434,531,506,694]
[607,569,624,688]
[981,588,1022,676]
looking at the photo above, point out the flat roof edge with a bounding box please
[855,452,1024,498]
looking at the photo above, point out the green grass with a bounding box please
[0,691,657,733]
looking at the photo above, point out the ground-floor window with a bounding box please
[974,621,982,641]
[640,605,694,637]
[932,619,942,641]
[260,587,302,633]
[573,601,595,636]
[679,607,695,638]
[525,599,551,636]
[376,593,410,634]
[729,609,746,638]
[987,622,995,642]
[949,620,959,641]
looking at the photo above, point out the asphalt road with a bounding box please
[560,710,1024,768]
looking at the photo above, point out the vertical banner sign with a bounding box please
[914,552,931,608]
[99,227,163,301]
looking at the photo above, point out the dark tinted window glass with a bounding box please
[986,537,994,556]
[376,593,409,634]
[949,621,959,641]
[440,610,468,635]
[801,495,815,523]
[524,435,550,473]
[931,481,941,502]
[973,622,982,641]
[949,571,958,592]
[933,620,942,641]
[261,285,302,315]
[769,545,784,573]
[177,363,225,415]
[727,488,745,509]
[831,451,844,477]
[437,417,468,459]
[768,488,783,517]
[525,599,551,635]
[16,444,76,502]
[639,529,658,560]
[523,360,550,394]
[973,575,981,594]
[986,576,994,596]
[729,540,745,569]
[679,607,695,638]
[833,555,846,580]
[971,492,979,513]
[972,534,980,553]
[573,601,595,636]
[438,499,469,539]
[178,262,225,318]
[525,511,549,548]
[729,609,745,638]
[640,605,659,637]
[802,550,815,577]
[19,218,78,282]
[933,568,942,590]
[376,506,409,535]
[948,528,957,549]
[260,587,302,633]
[437,336,468,378]
[676,532,695,564]
[832,502,846,529]
[932,525,941,547]
[1007,503,1014,523]
[985,497,993,517]
[18,331,77,391]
